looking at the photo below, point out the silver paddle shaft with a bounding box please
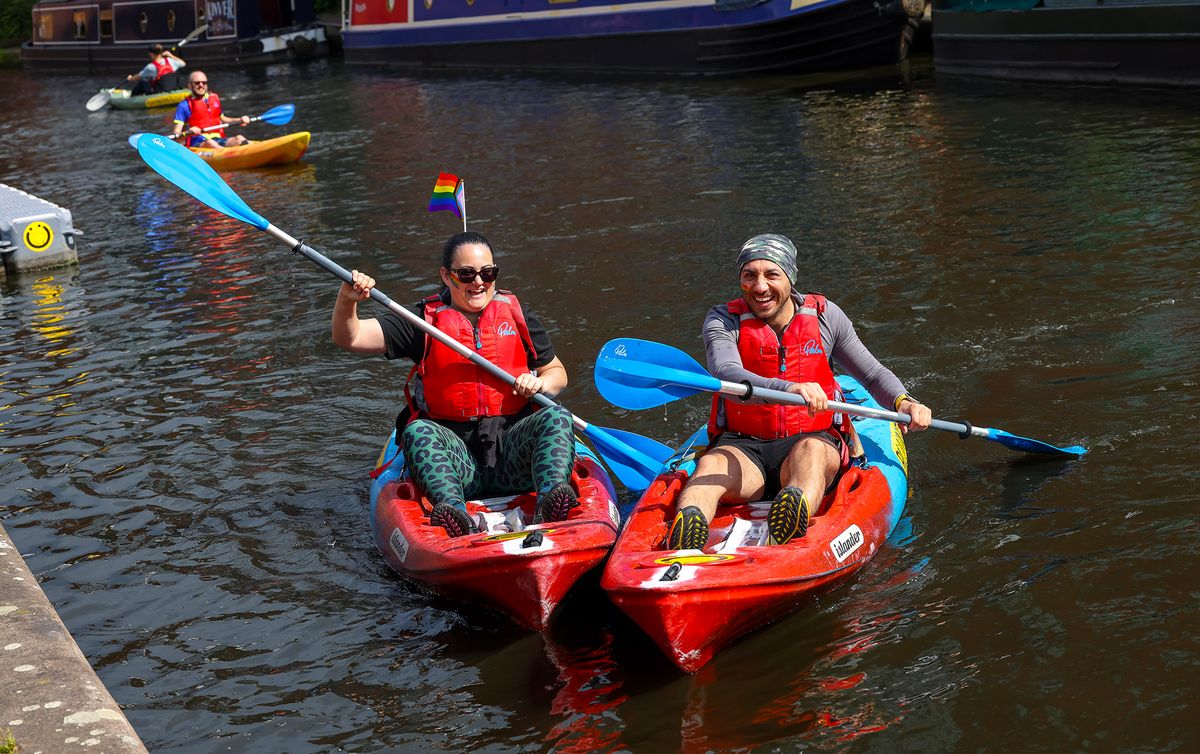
[263,224,591,434]
[715,379,989,439]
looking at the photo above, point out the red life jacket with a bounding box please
[151,56,173,80]
[708,293,846,440]
[405,291,538,421]
[185,93,224,137]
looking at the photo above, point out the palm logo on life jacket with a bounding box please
[405,291,537,421]
[708,292,848,440]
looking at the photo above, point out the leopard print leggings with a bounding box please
[401,405,576,510]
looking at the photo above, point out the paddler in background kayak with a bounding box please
[170,70,251,149]
[331,231,579,537]
[127,44,186,96]
[667,233,933,550]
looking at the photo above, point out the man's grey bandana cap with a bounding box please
[736,233,798,285]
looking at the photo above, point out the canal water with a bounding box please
[1,59,1197,752]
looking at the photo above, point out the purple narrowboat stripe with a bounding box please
[345,0,845,48]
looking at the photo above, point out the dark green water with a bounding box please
[1,58,1197,752]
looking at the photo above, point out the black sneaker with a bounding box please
[533,482,578,524]
[768,487,809,546]
[666,506,709,550]
[430,502,477,537]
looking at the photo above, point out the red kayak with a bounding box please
[601,376,909,672]
[370,436,620,630]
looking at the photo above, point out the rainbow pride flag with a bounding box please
[428,172,462,217]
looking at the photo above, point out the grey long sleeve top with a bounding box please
[703,292,908,410]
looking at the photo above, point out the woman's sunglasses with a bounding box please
[449,265,500,284]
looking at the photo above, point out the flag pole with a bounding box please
[458,180,467,232]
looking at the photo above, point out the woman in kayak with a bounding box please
[331,231,578,536]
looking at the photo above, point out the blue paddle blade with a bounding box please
[581,423,673,491]
[130,132,269,230]
[987,429,1087,457]
[594,338,719,410]
[260,104,295,126]
[127,133,143,148]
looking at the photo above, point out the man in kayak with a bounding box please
[667,233,932,550]
[170,71,251,149]
[128,44,186,96]
[331,231,579,537]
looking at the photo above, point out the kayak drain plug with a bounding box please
[522,530,544,549]
[661,563,682,582]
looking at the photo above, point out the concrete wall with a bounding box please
[1,524,148,754]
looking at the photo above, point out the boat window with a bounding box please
[73,11,88,39]
[36,13,53,41]
[100,10,113,38]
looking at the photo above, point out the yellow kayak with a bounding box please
[188,132,311,171]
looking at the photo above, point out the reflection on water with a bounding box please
[1,59,1198,753]
[0,271,90,440]
[30,277,75,350]
[541,631,626,753]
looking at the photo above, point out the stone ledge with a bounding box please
[1,524,148,754]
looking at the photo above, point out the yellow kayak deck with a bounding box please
[188,132,311,171]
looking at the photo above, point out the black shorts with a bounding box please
[710,429,846,499]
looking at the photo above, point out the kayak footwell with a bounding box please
[372,444,620,631]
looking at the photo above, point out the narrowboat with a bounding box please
[22,0,330,72]
[932,0,1200,87]
[342,0,929,76]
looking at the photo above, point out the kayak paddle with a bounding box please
[127,133,673,490]
[594,337,1087,458]
[204,103,295,131]
[167,104,296,141]
[86,24,208,111]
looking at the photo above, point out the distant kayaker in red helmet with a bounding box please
[331,231,579,537]
[128,43,186,96]
[666,233,932,551]
[170,70,251,149]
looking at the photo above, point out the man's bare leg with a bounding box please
[666,446,765,550]
[770,437,840,544]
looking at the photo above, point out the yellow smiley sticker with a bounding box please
[23,221,54,252]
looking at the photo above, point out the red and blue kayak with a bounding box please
[600,375,909,672]
[369,434,621,631]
